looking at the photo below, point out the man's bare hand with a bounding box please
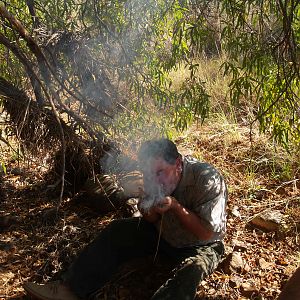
[137,199,160,222]
[153,196,177,214]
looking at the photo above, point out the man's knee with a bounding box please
[182,249,221,277]
[97,217,149,248]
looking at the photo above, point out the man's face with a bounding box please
[141,156,182,196]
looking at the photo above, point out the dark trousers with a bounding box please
[63,217,224,300]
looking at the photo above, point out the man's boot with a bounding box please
[23,281,79,300]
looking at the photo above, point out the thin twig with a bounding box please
[153,213,164,262]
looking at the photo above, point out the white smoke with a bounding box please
[139,183,165,211]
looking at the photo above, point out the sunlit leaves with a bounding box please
[218,0,300,148]
[173,76,210,130]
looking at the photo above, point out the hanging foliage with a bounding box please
[0,0,299,151]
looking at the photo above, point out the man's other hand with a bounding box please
[137,199,161,223]
[153,196,176,214]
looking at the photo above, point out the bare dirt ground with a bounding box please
[0,123,299,300]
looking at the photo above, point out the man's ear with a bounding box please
[175,156,182,168]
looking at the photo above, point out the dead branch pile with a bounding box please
[0,4,136,197]
[0,76,117,195]
[0,77,73,154]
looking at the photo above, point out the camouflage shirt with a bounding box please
[155,156,227,248]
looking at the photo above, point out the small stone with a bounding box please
[250,210,284,232]
[230,252,244,272]
[243,263,251,273]
[231,206,241,218]
[232,239,248,252]
[222,252,246,274]
[229,276,243,288]
[240,281,259,297]
[258,257,272,270]
[207,288,216,295]
[200,280,208,288]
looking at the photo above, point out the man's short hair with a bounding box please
[138,138,180,165]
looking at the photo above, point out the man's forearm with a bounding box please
[172,199,213,241]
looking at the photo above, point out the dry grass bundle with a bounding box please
[51,141,115,194]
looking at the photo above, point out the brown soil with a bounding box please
[0,124,299,300]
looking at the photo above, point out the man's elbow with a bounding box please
[196,229,214,241]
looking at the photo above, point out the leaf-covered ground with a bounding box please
[0,122,299,300]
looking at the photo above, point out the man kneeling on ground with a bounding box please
[24,138,228,300]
